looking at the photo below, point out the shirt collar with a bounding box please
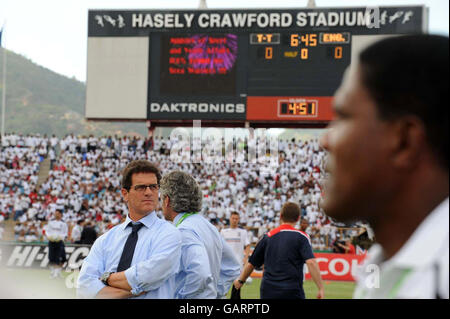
[172,212,185,226]
[119,211,157,231]
[372,197,449,268]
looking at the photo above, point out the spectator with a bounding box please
[1,131,353,251]
[71,220,84,244]
[79,221,97,245]
[336,239,356,254]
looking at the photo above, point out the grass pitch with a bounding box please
[0,268,355,299]
[227,277,355,299]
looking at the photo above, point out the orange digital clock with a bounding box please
[278,100,318,117]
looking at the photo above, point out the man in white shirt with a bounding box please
[320,35,449,298]
[44,210,68,279]
[80,136,88,154]
[49,148,56,169]
[71,220,83,244]
[50,134,58,149]
[220,212,251,299]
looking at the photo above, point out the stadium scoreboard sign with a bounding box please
[85,7,427,127]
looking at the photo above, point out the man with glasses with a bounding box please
[77,160,182,298]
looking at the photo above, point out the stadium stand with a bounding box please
[0,132,366,251]
[0,133,51,240]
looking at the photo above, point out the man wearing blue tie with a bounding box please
[160,171,241,299]
[77,160,182,298]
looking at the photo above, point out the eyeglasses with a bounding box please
[130,184,159,192]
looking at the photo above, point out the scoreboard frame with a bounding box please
[85,6,428,128]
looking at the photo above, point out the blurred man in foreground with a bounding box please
[320,35,448,298]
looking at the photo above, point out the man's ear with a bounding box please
[387,115,427,170]
[121,188,129,202]
[162,195,169,208]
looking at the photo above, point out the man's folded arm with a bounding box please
[77,237,108,299]
[95,286,134,299]
[108,228,182,295]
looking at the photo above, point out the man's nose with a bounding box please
[143,187,153,195]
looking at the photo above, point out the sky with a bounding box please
[0,0,448,82]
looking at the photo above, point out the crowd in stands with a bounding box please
[1,132,367,251]
[0,133,51,241]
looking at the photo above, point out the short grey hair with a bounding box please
[160,171,202,213]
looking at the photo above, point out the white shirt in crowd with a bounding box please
[71,224,83,242]
[220,226,250,269]
[353,197,449,299]
[2,134,338,249]
[44,219,68,242]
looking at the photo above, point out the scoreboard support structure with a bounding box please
[85,6,427,129]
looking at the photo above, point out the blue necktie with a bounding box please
[117,222,144,272]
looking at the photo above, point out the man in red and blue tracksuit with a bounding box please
[233,202,324,299]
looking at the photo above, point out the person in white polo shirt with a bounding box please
[44,210,68,279]
[220,211,251,299]
[320,35,448,299]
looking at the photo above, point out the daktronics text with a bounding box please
[150,103,245,114]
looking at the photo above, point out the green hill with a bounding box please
[0,48,147,137]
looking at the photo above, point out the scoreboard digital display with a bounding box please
[160,33,238,96]
[159,31,350,98]
[86,7,427,126]
[247,31,351,97]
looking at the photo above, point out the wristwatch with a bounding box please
[100,272,114,286]
[238,279,245,285]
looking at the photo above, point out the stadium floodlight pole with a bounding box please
[1,22,6,140]
[307,0,317,8]
[198,0,208,9]
[1,49,6,139]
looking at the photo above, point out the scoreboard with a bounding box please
[85,7,427,127]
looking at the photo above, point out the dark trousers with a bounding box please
[48,241,67,265]
[230,286,241,299]
[260,280,305,299]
